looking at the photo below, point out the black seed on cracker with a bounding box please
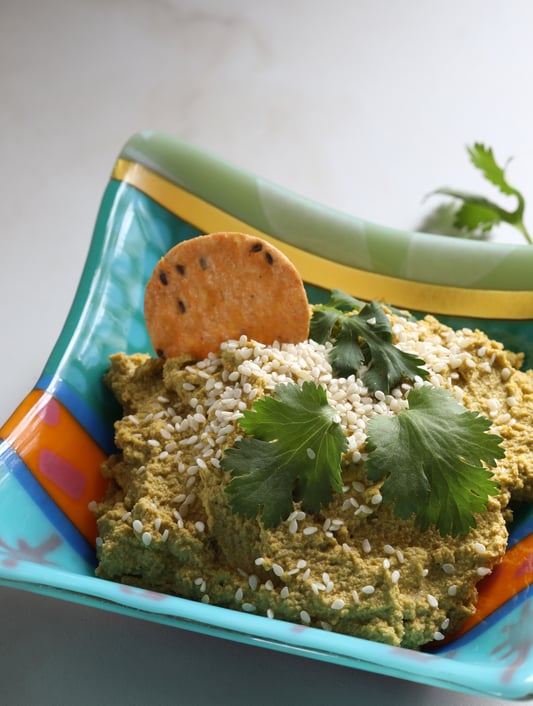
[265,251,274,265]
[178,299,186,314]
[176,264,186,276]
[156,348,165,358]
[199,256,208,270]
[250,242,263,252]
[159,269,168,285]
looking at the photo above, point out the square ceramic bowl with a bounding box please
[1,131,532,700]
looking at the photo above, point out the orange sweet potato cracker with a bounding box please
[144,232,311,359]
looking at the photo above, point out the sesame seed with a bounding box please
[242,603,256,613]
[195,521,205,533]
[264,580,274,591]
[272,563,284,577]
[234,587,243,602]
[267,609,275,619]
[391,570,400,584]
[427,593,439,608]
[441,618,450,630]
[161,529,169,542]
[473,542,486,554]
[477,567,491,577]
[442,563,455,575]
[331,599,345,610]
[362,585,375,595]
[300,610,311,624]
[248,575,259,591]
[280,587,289,599]
[303,526,318,535]
[362,538,372,553]
[306,447,316,460]
[433,631,445,641]
[132,519,143,533]
[141,532,152,546]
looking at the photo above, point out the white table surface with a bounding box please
[1,1,533,704]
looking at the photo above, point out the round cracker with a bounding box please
[144,232,311,360]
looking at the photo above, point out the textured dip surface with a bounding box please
[93,312,533,648]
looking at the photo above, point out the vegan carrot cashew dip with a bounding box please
[92,233,533,649]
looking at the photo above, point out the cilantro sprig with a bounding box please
[309,290,428,393]
[222,294,505,538]
[222,381,347,527]
[365,386,502,536]
[430,143,531,244]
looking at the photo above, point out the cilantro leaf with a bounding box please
[310,292,428,393]
[365,386,503,537]
[222,381,347,527]
[467,143,517,196]
[429,143,531,244]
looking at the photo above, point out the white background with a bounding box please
[1,1,533,704]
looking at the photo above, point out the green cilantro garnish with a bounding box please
[223,296,504,537]
[309,290,428,393]
[365,386,503,537]
[430,143,531,244]
[222,381,347,527]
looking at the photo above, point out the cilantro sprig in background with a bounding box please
[429,143,531,244]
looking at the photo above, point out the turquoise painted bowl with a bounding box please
[1,131,532,700]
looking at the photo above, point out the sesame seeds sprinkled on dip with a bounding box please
[92,311,533,648]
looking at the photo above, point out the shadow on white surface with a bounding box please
[0,586,524,706]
